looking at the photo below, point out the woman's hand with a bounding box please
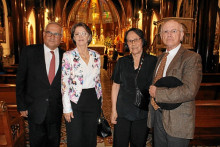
[63,112,74,123]
[111,110,118,124]
[111,82,120,125]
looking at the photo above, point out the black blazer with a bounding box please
[16,44,64,124]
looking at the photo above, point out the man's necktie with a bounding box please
[151,52,169,110]
[153,52,169,84]
[48,51,55,85]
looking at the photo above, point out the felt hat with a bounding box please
[154,76,183,110]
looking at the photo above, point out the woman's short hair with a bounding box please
[124,28,147,52]
[71,22,92,45]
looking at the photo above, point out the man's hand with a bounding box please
[149,85,160,110]
[20,110,28,117]
[151,98,160,110]
[149,85,156,98]
[63,112,74,123]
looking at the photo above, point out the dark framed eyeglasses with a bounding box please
[127,38,141,45]
[45,31,62,38]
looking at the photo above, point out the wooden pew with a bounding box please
[0,101,25,147]
[0,84,16,105]
[107,59,116,78]
[3,65,18,74]
[190,100,220,146]
[0,74,16,84]
[195,83,220,100]
[202,73,220,83]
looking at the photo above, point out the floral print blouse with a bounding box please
[61,48,102,113]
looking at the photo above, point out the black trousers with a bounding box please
[28,110,62,147]
[154,110,190,147]
[113,117,148,147]
[65,88,101,147]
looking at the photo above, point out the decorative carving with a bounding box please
[0,27,6,43]
[11,123,20,140]
[0,101,7,112]
[0,0,5,43]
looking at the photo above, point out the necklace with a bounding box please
[81,54,86,59]
[80,52,89,60]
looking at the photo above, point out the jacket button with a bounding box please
[46,99,49,101]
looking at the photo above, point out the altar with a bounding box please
[88,45,106,55]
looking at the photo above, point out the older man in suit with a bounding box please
[148,20,202,147]
[16,22,64,147]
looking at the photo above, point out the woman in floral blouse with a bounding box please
[61,22,102,147]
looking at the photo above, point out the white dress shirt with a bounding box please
[44,44,59,75]
[156,43,181,77]
[163,44,181,76]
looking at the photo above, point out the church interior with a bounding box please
[0,0,219,146]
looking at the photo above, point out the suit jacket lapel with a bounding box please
[52,48,63,84]
[38,45,50,85]
[58,48,63,73]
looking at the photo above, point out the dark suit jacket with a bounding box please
[16,44,64,124]
[148,45,202,139]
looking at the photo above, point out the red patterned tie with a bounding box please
[153,52,169,84]
[48,51,55,84]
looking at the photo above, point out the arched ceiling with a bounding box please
[68,0,119,26]
[64,0,124,40]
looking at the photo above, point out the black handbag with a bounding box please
[133,54,149,110]
[134,87,149,110]
[97,109,112,138]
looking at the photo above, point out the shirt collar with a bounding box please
[44,44,58,53]
[166,43,181,56]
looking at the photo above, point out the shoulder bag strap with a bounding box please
[135,54,145,88]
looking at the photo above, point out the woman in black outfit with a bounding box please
[111,28,157,147]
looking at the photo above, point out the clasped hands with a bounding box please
[149,85,160,110]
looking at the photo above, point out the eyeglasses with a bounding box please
[161,29,181,35]
[74,32,88,37]
[45,31,62,38]
[127,38,141,45]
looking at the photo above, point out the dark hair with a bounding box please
[124,28,147,52]
[71,22,92,45]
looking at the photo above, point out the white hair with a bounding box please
[44,22,63,34]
